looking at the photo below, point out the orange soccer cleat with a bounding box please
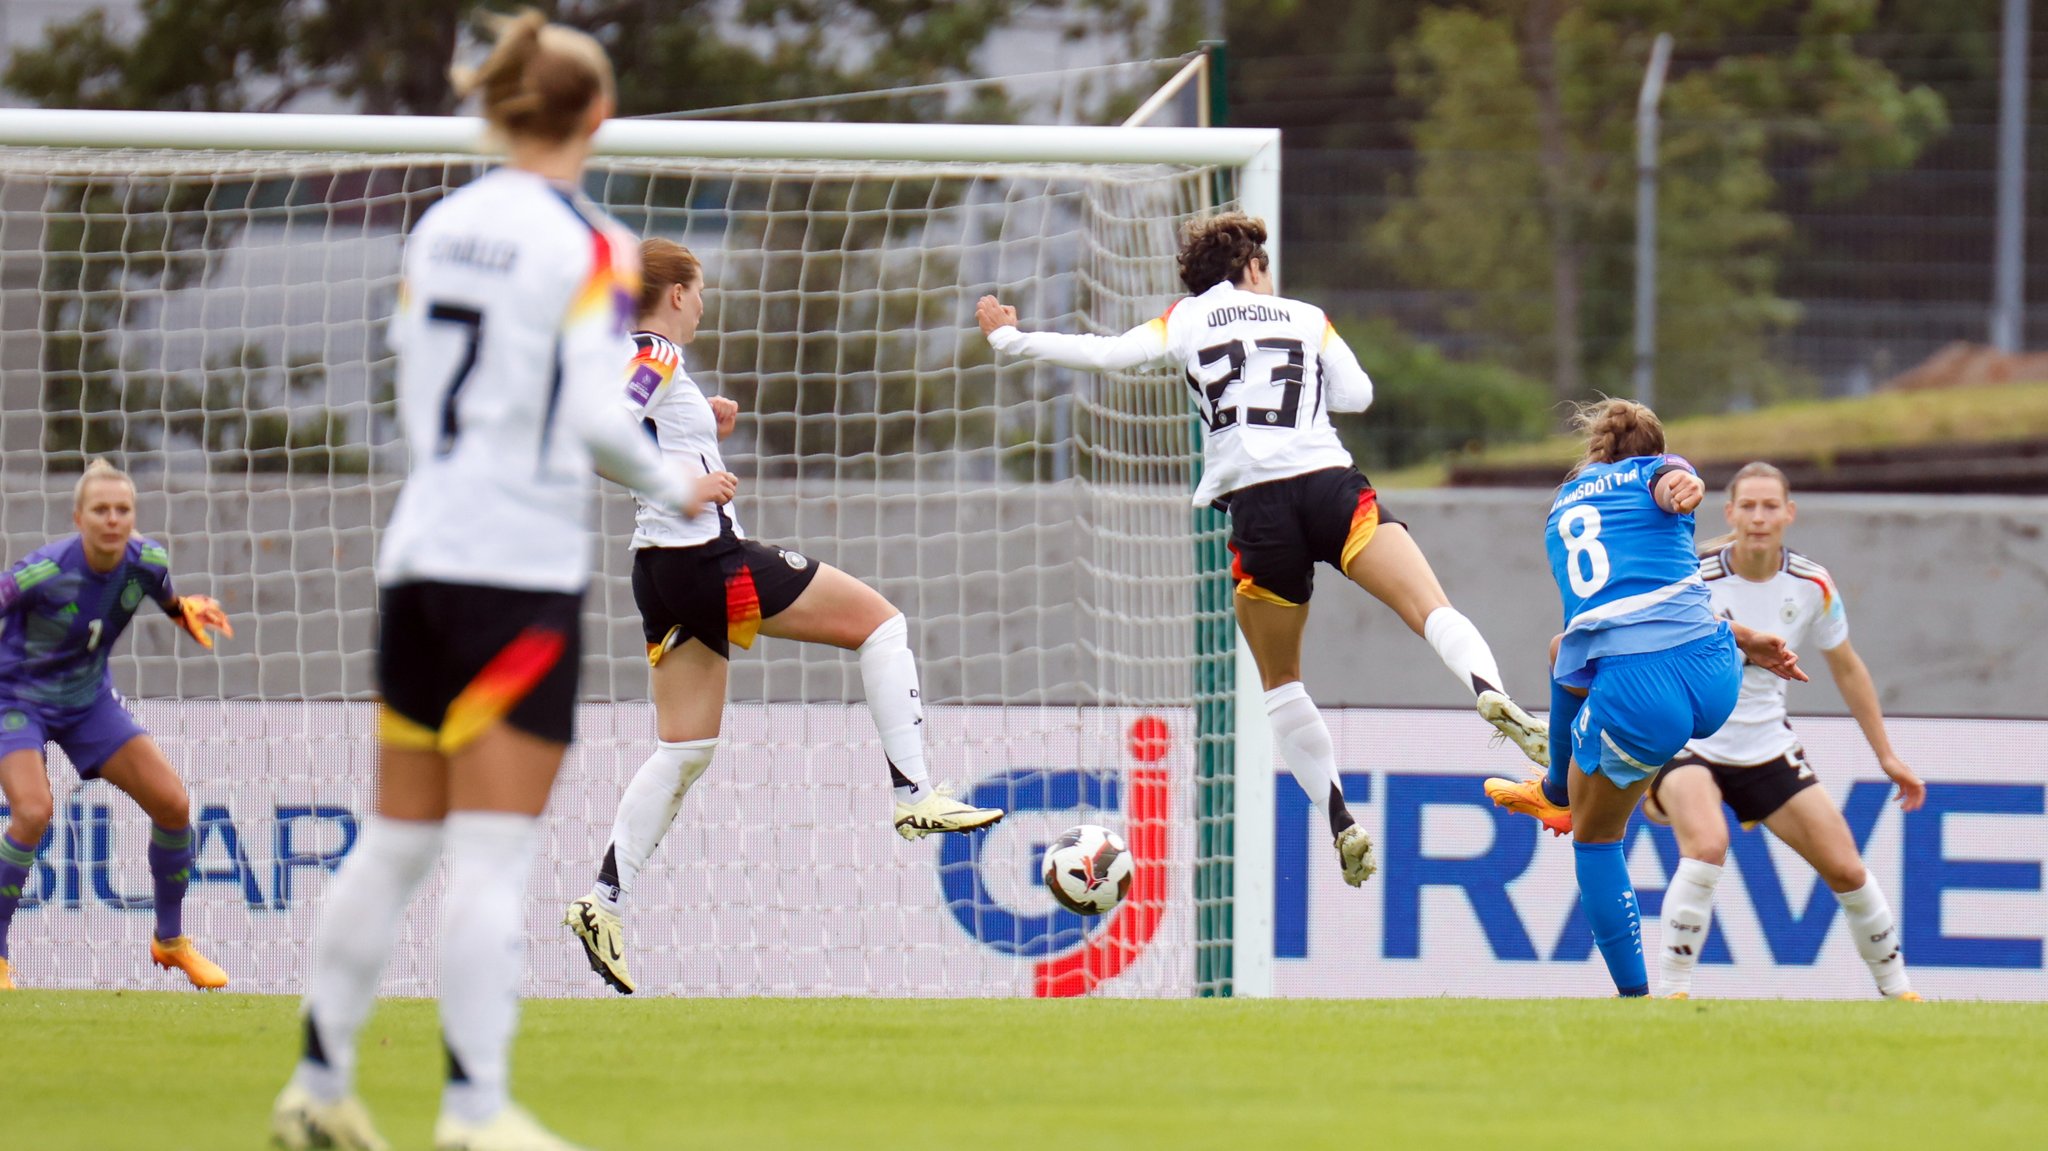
[1483,776,1574,837]
[151,935,229,990]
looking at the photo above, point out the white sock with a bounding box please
[1835,878,1912,997]
[1423,606,1505,699]
[1658,857,1722,997]
[593,738,716,912]
[858,613,930,803]
[1265,682,1354,840]
[294,817,445,1103]
[439,812,539,1126]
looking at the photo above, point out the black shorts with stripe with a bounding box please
[377,581,583,751]
[632,538,820,662]
[1651,746,1819,828]
[1224,466,1402,606]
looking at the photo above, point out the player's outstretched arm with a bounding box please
[1730,622,1808,682]
[139,553,231,649]
[165,594,233,649]
[976,294,1171,373]
[1653,468,1706,514]
[1822,640,1925,810]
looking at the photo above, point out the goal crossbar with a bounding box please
[0,108,1278,168]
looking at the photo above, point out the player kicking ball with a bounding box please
[0,458,233,992]
[1484,401,1804,997]
[563,237,1002,996]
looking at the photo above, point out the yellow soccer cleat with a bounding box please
[893,786,1004,841]
[1478,690,1549,769]
[1663,991,1691,1000]
[435,1104,588,1151]
[1890,990,1924,1002]
[151,935,229,990]
[0,956,13,990]
[563,896,635,996]
[1335,824,1378,888]
[1484,776,1574,838]
[272,1081,391,1151]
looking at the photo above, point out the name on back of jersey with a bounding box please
[1207,303,1291,327]
[426,233,519,275]
[1553,462,1644,510]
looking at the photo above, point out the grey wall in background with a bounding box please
[1331,489,2048,719]
[4,478,2042,719]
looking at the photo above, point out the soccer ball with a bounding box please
[1041,824,1134,916]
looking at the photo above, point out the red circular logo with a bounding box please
[1127,715,1170,764]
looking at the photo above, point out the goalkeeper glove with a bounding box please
[171,595,233,649]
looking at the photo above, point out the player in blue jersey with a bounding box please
[0,459,233,991]
[1483,400,1804,996]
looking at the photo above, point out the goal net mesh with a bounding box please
[0,143,1242,997]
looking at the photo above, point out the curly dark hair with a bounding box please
[1177,212,1269,294]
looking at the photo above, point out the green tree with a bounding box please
[1371,0,1946,414]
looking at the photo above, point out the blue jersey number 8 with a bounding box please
[1559,505,1611,597]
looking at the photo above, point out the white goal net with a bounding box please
[0,114,1278,998]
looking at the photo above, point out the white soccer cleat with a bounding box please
[271,1081,391,1151]
[894,785,1005,841]
[1478,690,1549,769]
[434,1104,588,1151]
[1335,824,1378,888]
[563,896,635,996]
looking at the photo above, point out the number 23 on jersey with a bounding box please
[1188,337,1310,433]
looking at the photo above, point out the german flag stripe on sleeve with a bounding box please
[626,334,679,406]
[566,228,635,333]
[1786,553,1837,612]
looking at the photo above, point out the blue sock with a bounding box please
[1543,679,1583,808]
[148,824,194,943]
[0,832,36,960]
[1573,839,1648,996]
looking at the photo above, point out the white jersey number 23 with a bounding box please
[1189,337,1309,434]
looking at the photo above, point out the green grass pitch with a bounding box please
[4,991,2045,1150]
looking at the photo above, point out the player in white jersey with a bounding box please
[979,212,1546,887]
[1645,461,1924,1001]
[273,17,722,1151]
[562,239,1002,995]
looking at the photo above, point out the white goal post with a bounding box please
[0,108,1279,998]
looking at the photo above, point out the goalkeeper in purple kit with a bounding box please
[0,459,234,990]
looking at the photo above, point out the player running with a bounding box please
[0,459,233,992]
[562,238,1003,995]
[1642,461,1923,1000]
[1485,400,1804,996]
[272,14,714,1151]
[979,213,1545,887]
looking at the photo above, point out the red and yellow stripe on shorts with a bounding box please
[1229,542,1298,607]
[1339,486,1382,571]
[726,564,763,650]
[379,626,569,754]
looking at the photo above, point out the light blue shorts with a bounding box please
[1570,626,1741,787]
